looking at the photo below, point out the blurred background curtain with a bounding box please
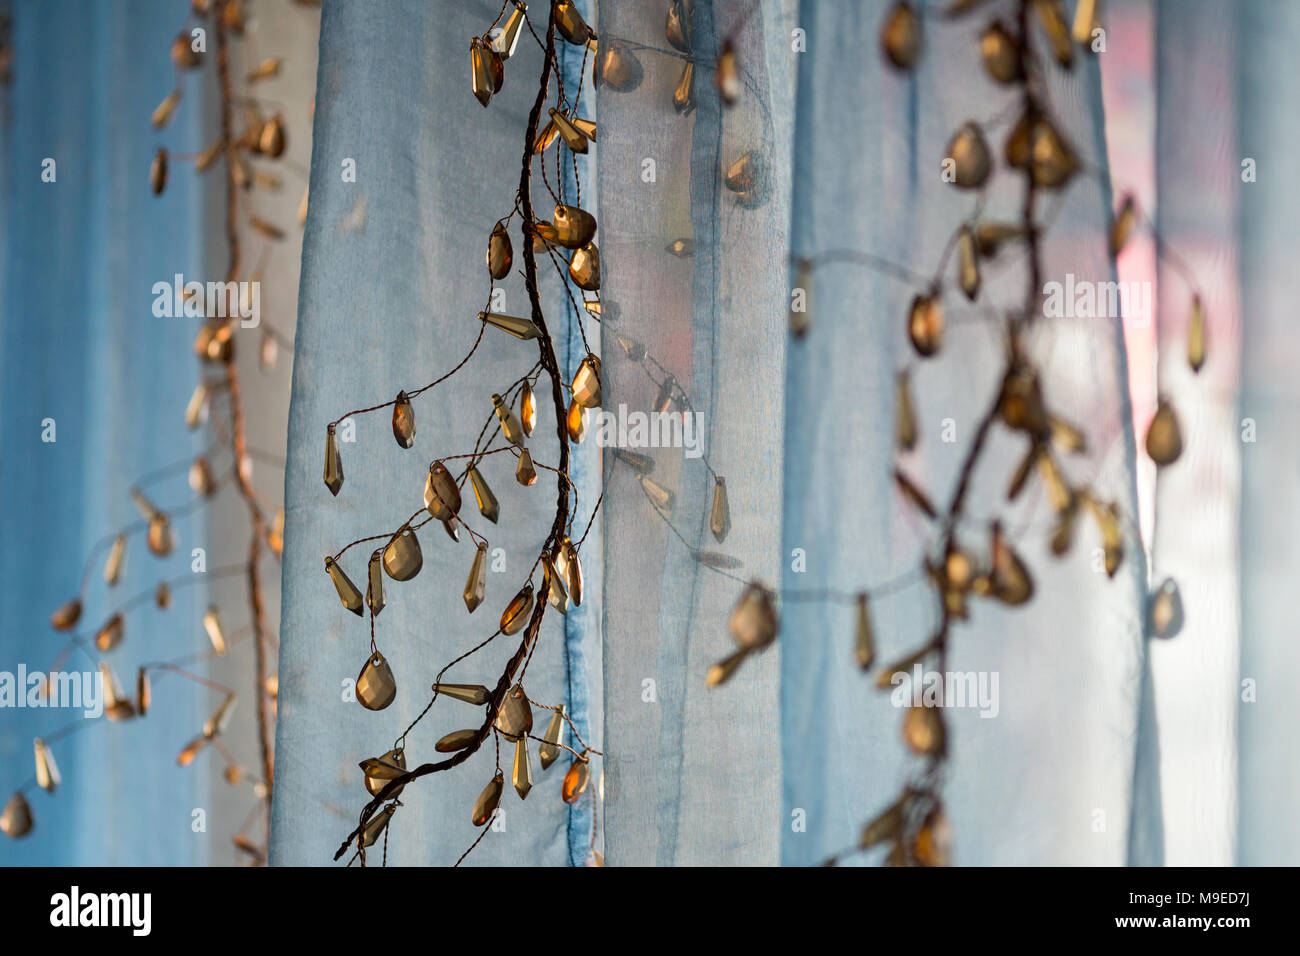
[0,0,314,865]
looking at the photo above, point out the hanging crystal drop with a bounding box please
[672,60,695,114]
[1034,0,1074,67]
[570,116,597,142]
[104,533,126,586]
[710,477,731,543]
[443,518,461,543]
[433,683,490,705]
[1148,577,1184,639]
[501,584,534,636]
[495,684,533,742]
[512,736,534,799]
[989,522,1034,605]
[896,370,918,452]
[516,447,538,486]
[424,461,463,518]
[944,122,991,189]
[392,391,416,449]
[382,525,422,581]
[567,399,588,443]
[543,554,569,614]
[730,582,778,651]
[486,222,513,279]
[464,541,487,613]
[538,705,565,770]
[640,475,674,514]
[356,652,397,711]
[552,204,597,248]
[101,662,136,721]
[908,294,944,357]
[903,705,945,755]
[51,598,82,631]
[1110,194,1137,257]
[572,354,602,408]
[34,738,60,793]
[324,425,343,496]
[855,594,875,670]
[435,728,479,753]
[492,1,527,58]
[980,20,1021,83]
[202,693,237,738]
[556,536,584,607]
[707,647,750,687]
[562,758,590,804]
[957,225,980,300]
[189,456,215,497]
[95,613,124,652]
[472,772,504,826]
[146,512,174,557]
[519,383,538,437]
[185,382,209,429]
[359,747,406,798]
[595,42,643,91]
[467,465,500,523]
[136,667,151,715]
[569,243,600,291]
[1,791,34,838]
[493,394,526,446]
[1188,294,1206,373]
[548,108,589,153]
[366,551,385,616]
[1145,398,1183,466]
[470,38,494,107]
[202,605,228,656]
[325,556,365,616]
[361,804,397,847]
[881,1,921,70]
[479,311,540,340]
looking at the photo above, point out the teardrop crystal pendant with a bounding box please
[896,371,918,452]
[360,747,406,798]
[672,60,695,115]
[443,518,461,542]
[51,598,83,632]
[570,116,597,142]
[730,582,778,651]
[1110,194,1137,257]
[538,705,565,770]
[707,647,750,687]
[493,394,526,446]
[717,36,739,104]
[515,447,538,486]
[34,738,60,793]
[1144,398,1183,466]
[913,805,953,867]
[203,605,228,656]
[903,705,945,755]
[666,0,692,51]
[1030,118,1079,189]
[562,758,589,804]
[495,684,533,741]
[487,222,513,279]
[104,533,126,586]
[501,584,535,636]
[479,311,539,340]
[569,243,600,291]
[189,456,215,497]
[424,461,462,518]
[356,652,397,711]
[945,122,991,189]
[202,693,237,738]
[1148,577,1184,639]
[556,535,584,606]
[433,682,490,706]
[136,667,151,715]
[101,663,136,721]
[543,555,569,614]
[361,804,397,847]
[881,1,921,70]
[383,526,422,581]
[567,399,588,443]
[518,383,537,437]
[908,294,944,357]
[435,728,479,753]
[392,391,416,449]
[614,448,654,473]
[552,204,597,249]
[472,772,504,826]
[710,477,731,543]
[957,225,980,300]
[324,425,343,496]
[95,613,124,652]
[596,42,643,91]
[464,541,487,613]
[492,1,526,59]
[980,20,1021,83]
[512,736,534,799]
[548,108,588,153]
[555,0,593,44]
[325,556,365,616]
[1089,499,1124,578]
[1,791,33,838]
[989,523,1034,605]
[854,594,875,670]
[572,354,602,408]
[1073,0,1100,44]
[1034,0,1074,67]
[467,465,500,523]
[640,475,674,514]
[1188,294,1206,373]
[146,513,174,557]
[470,38,494,107]
[366,551,385,616]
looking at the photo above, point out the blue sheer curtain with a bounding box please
[0,0,211,864]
